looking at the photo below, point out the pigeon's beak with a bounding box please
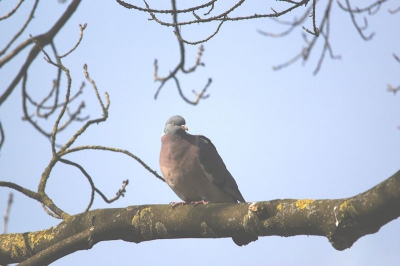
[181,125,188,131]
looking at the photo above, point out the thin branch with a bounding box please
[152,0,210,104]
[57,102,87,131]
[339,0,381,41]
[0,181,41,201]
[302,0,320,36]
[35,80,59,118]
[141,0,311,28]
[2,193,13,234]
[387,84,400,95]
[174,19,225,45]
[0,0,39,57]
[389,6,400,14]
[60,145,164,182]
[393,53,400,63]
[58,158,96,212]
[41,203,62,219]
[0,0,82,106]
[96,180,129,204]
[59,158,129,211]
[269,0,343,74]
[22,74,52,139]
[0,0,24,21]
[58,65,110,153]
[273,50,304,71]
[337,0,387,13]
[25,80,84,115]
[182,45,205,74]
[59,23,87,58]
[0,122,4,151]
[172,76,211,105]
[387,53,400,95]
[116,0,217,14]
[25,42,65,121]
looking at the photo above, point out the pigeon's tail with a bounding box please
[232,236,258,246]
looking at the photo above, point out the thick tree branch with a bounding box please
[1,170,399,264]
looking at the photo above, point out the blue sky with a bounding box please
[1,1,400,265]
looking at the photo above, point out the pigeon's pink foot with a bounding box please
[170,201,187,208]
[191,200,209,206]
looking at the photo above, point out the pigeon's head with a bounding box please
[163,115,188,135]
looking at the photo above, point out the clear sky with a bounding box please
[1,1,400,265]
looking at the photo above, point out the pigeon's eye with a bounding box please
[172,122,176,125]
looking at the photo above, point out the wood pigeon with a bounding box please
[159,115,258,246]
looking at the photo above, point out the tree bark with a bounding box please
[1,170,399,265]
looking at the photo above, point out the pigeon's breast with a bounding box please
[160,134,204,201]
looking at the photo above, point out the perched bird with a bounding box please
[159,115,258,246]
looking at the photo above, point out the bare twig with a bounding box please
[0,0,81,106]
[130,0,310,28]
[117,0,217,14]
[174,19,225,45]
[95,180,129,204]
[2,193,13,234]
[0,0,24,21]
[59,23,87,58]
[59,145,165,182]
[338,0,385,41]
[152,0,211,104]
[387,53,400,95]
[393,53,400,63]
[1,11,164,223]
[337,0,387,13]
[302,0,320,36]
[172,76,211,105]
[41,203,61,219]
[267,0,346,74]
[59,159,94,211]
[0,122,4,151]
[389,6,400,14]
[59,158,129,210]
[0,0,39,57]
[387,84,400,95]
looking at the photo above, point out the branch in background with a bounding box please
[117,0,325,101]
[0,122,4,151]
[387,53,400,95]
[117,0,311,28]
[0,0,82,106]
[59,158,129,211]
[0,0,82,153]
[265,0,340,75]
[18,25,89,146]
[0,0,24,21]
[302,0,319,37]
[387,53,400,129]
[337,0,386,41]
[0,0,39,57]
[153,0,210,104]
[59,145,165,182]
[389,5,400,14]
[1,26,163,220]
[2,193,13,234]
[259,0,388,74]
